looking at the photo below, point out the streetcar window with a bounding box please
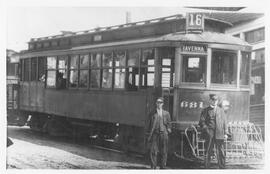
[47,56,56,69]
[102,52,113,89]
[46,56,57,87]
[31,58,37,81]
[102,52,113,67]
[90,53,101,67]
[127,50,140,90]
[79,54,89,88]
[90,53,101,88]
[46,70,56,87]
[128,50,139,66]
[245,27,265,44]
[38,57,46,82]
[114,51,126,89]
[160,47,175,88]
[57,56,68,89]
[90,69,101,88]
[102,68,113,88]
[69,55,79,88]
[141,49,155,88]
[182,56,206,83]
[240,52,251,85]
[19,59,23,81]
[211,51,237,85]
[23,58,30,81]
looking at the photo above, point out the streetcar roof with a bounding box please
[71,31,250,51]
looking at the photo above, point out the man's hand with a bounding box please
[167,128,172,134]
[224,134,228,140]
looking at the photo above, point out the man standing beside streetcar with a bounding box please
[147,97,171,169]
[199,94,229,169]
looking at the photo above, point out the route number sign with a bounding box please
[186,13,204,32]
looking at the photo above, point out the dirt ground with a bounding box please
[6,126,264,169]
[6,126,149,169]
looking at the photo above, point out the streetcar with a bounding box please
[15,13,255,161]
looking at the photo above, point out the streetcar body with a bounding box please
[16,14,251,155]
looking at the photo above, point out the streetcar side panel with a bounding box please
[19,82,148,127]
[173,88,249,129]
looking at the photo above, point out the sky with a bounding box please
[6,6,193,52]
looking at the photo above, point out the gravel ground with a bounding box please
[6,125,264,170]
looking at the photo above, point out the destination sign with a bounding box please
[181,45,207,54]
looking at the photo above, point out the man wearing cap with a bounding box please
[199,94,228,169]
[147,97,171,169]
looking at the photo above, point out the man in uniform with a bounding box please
[199,94,228,169]
[148,97,171,169]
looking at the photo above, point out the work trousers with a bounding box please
[204,129,226,169]
[149,131,168,169]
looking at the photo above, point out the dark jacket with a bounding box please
[148,110,171,139]
[199,106,228,139]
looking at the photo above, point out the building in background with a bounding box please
[224,13,265,138]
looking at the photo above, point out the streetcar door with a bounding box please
[159,47,175,116]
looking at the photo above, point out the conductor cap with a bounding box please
[209,94,218,101]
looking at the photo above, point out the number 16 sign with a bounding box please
[186,13,204,32]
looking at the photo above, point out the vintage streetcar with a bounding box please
[13,13,260,162]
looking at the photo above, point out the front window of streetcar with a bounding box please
[211,51,237,85]
[182,55,206,83]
